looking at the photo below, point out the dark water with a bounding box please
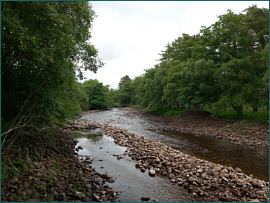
[75,129,199,202]
[81,108,269,182]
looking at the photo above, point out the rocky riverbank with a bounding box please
[122,108,269,149]
[77,121,269,202]
[1,127,118,202]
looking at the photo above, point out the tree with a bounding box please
[142,65,167,110]
[177,59,219,111]
[198,7,269,115]
[83,79,107,110]
[118,75,132,87]
[1,1,103,125]
[118,75,133,106]
[162,60,184,108]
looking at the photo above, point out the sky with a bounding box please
[81,1,269,89]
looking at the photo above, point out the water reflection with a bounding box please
[75,130,199,202]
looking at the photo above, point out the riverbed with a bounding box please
[76,108,269,201]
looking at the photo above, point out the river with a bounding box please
[75,108,269,201]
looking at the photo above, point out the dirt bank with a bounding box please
[1,127,117,202]
[121,108,269,149]
[78,122,269,202]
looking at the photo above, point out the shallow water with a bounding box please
[82,108,269,182]
[75,129,199,202]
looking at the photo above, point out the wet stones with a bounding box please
[1,127,119,202]
[92,123,269,202]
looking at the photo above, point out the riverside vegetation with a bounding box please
[1,1,269,202]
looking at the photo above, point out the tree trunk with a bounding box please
[232,104,243,116]
[252,105,258,112]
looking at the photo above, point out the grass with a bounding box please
[209,109,269,121]
[148,107,269,121]
[150,108,190,117]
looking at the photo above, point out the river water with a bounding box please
[75,108,269,201]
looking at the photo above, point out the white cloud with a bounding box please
[82,1,269,89]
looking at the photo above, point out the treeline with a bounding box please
[110,6,269,116]
[2,3,269,133]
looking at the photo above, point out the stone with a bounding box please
[250,180,260,188]
[101,173,110,179]
[149,170,156,177]
[232,188,242,197]
[107,188,115,195]
[235,167,242,173]
[248,199,260,202]
[136,163,141,168]
[141,167,146,172]
[141,196,150,201]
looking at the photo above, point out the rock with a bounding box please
[250,180,261,188]
[93,193,100,201]
[107,188,115,195]
[188,177,195,183]
[151,198,158,202]
[141,167,146,172]
[141,196,151,201]
[248,199,260,202]
[232,188,242,197]
[149,170,156,177]
[54,193,65,201]
[235,167,242,173]
[78,146,83,150]
[101,173,110,179]
[218,193,226,201]
[135,163,141,168]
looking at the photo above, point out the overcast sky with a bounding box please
[82,1,269,89]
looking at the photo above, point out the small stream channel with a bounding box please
[75,108,269,201]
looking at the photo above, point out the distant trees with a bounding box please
[82,79,107,110]
[111,5,269,116]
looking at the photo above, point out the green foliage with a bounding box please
[114,5,268,120]
[207,107,269,121]
[83,79,107,110]
[1,1,102,126]
[177,59,220,111]
[118,79,133,106]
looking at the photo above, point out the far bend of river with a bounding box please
[80,108,269,183]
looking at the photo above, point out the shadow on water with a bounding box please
[159,130,269,181]
[75,129,200,202]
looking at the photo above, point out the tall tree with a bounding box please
[1,1,103,125]
[199,7,269,115]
